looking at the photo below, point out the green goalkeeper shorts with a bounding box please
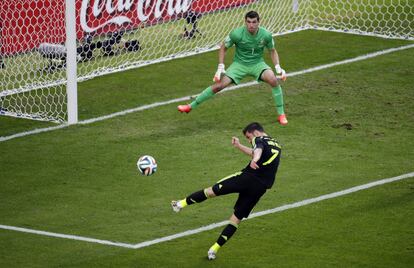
[225,61,271,85]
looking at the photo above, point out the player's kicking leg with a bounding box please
[170,200,183,212]
[171,187,215,212]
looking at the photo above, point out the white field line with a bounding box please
[0,224,136,249]
[1,43,414,143]
[1,172,413,249]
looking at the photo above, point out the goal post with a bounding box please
[0,0,412,123]
[66,0,78,125]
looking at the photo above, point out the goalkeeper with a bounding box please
[171,122,282,260]
[178,10,288,125]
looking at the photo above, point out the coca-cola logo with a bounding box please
[80,0,193,33]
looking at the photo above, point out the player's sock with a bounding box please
[209,242,221,253]
[208,242,221,254]
[185,189,209,205]
[216,222,238,247]
[207,242,221,260]
[190,87,215,109]
[176,199,188,209]
[272,85,285,115]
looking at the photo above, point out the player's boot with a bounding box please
[207,248,217,260]
[171,200,182,213]
[177,104,192,113]
[278,114,288,125]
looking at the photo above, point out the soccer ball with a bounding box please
[137,155,157,176]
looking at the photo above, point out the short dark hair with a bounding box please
[243,122,264,134]
[245,10,260,21]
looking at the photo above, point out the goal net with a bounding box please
[1,0,412,123]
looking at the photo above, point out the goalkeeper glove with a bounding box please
[213,63,225,82]
[275,64,287,81]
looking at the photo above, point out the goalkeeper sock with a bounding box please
[272,85,285,115]
[216,222,238,247]
[185,189,209,205]
[190,87,215,109]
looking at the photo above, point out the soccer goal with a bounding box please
[0,0,412,123]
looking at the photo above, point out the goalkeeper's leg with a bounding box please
[178,76,233,113]
[261,69,288,125]
[272,85,285,115]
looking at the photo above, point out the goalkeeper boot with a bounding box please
[278,114,288,125]
[171,200,182,213]
[178,104,192,113]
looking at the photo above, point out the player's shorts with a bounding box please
[212,171,267,220]
[224,61,271,85]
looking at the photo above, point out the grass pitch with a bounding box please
[0,30,413,267]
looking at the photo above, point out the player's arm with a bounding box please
[250,147,263,169]
[232,137,253,156]
[269,48,280,67]
[218,42,227,65]
[213,42,227,82]
[270,48,287,81]
[214,30,235,82]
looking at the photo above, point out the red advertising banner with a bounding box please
[1,0,256,55]
[0,0,66,55]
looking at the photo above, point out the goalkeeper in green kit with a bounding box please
[178,10,288,125]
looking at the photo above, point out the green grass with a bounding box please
[1,179,412,268]
[0,30,413,267]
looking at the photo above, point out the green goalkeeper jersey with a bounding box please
[224,26,275,65]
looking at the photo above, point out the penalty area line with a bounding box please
[1,172,413,249]
[1,43,414,143]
